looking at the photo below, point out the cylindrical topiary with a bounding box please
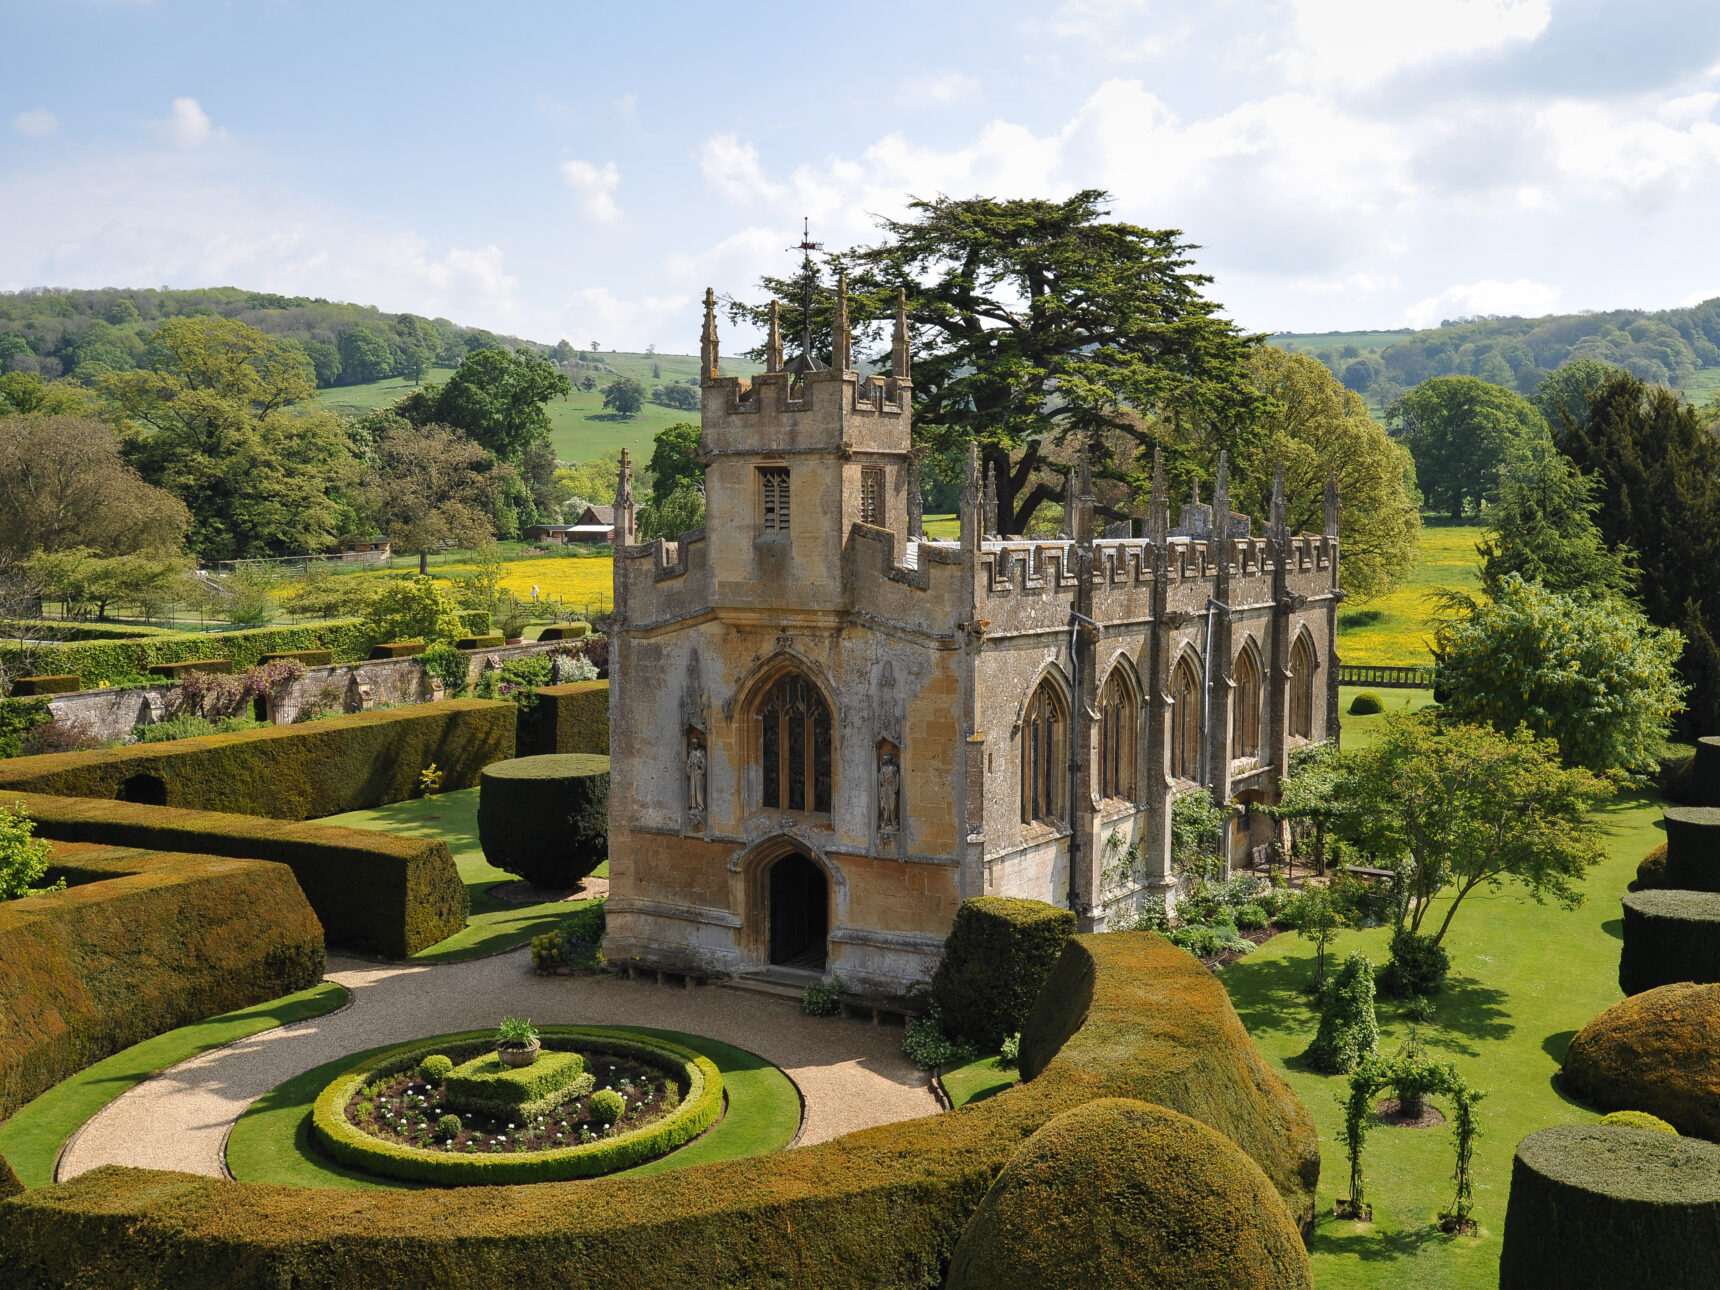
[1662,806,1720,891]
[931,897,1077,1051]
[1348,692,1384,716]
[946,1098,1312,1290]
[1695,737,1720,807]
[1499,1124,1720,1289]
[477,753,609,889]
[1631,841,1668,892]
[1563,981,1720,1138]
[1619,889,1720,996]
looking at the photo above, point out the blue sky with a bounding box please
[5,0,1720,349]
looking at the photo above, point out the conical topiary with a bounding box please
[1305,951,1379,1075]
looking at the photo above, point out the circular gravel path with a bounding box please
[58,950,937,1181]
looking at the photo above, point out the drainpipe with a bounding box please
[1067,607,1098,915]
[1201,597,1224,783]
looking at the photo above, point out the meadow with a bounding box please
[1336,521,1481,665]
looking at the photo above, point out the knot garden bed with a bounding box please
[311,1028,722,1185]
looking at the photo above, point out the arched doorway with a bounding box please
[768,852,828,969]
[117,773,167,806]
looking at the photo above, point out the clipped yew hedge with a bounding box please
[1,620,372,692]
[517,680,610,756]
[1662,807,1720,890]
[1562,982,1720,1139]
[0,933,1317,1289]
[1499,1124,1720,1289]
[0,1153,19,1200]
[0,700,515,820]
[18,792,465,957]
[932,897,1076,1052]
[1619,889,1720,996]
[310,1029,722,1186]
[0,842,325,1120]
[946,1099,1311,1290]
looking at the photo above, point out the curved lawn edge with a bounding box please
[939,1056,1020,1110]
[0,982,350,1189]
[227,1027,800,1189]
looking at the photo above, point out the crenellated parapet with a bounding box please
[972,533,1337,603]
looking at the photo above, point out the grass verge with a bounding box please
[226,1026,799,1189]
[940,1055,1020,1110]
[0,982,349,1189]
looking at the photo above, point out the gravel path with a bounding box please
[58,950,937,1181]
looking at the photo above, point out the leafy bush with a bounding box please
[1171,791,1229,880]
[437,1113,462,1140]
[1564,982,1720,1138]
[902,1004,977,1070]
[930,897,1076,1051]
[0,799,59,901]
[532,903,607,973]
[361,576,466,646]
[133,713,267,743]
[1600,1110,1677,1135]
[1381,928,1451,997]
[588,1088,625,1126]
[418,1054,454,1084]
[802,978,840,1017]
[1232,903,1268,932]
[6,620,371,690]
[1619,889,1720,996]
[998,1032,1021,1070]
[0,698,52,759]
[1348,691,1384,715]
[420,642,470,696]
[1631,841,1668,892]
[1305,951,1380,1074]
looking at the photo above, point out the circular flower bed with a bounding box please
[311,1027,723,1185]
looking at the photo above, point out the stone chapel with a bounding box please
[602,284,1342,998]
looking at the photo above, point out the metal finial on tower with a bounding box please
[892,287,910,381]
[766,300,783,373]
[784,217,827,376]
[832,270,851,373]
[983,460,999,537]
[699,288,720,383]
[1325,469,1340,538]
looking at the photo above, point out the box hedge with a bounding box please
[537,624,589,641]
[369,642,427,660]
[1561,982,1720,1139]
[932,897,1076,1052]
[148,659,232,679]
[18,791,466,957]
[0,620,172,642]
[442,1048,589,1118]
[1499,1124,1720,1289]
[0,840,325,1121]
[516,680,609,756]
[0,933,1320,1288]
[454,636,504,651]
[1618,889,1720,996]
[0,700,516,820]
[477,754,609,888]
[2,620,373,692]
[946,1098,1311,1290]
[9,676,79,696]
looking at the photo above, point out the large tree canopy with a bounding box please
[1475,442,1634,600]
[0,414,187,559]
[355,421,498,575]
[396,348,570,461]
[1242,348,1421,601]
[732,191,1262,535]
[1387,376,1549,520]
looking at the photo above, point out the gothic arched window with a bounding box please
[757,673,831,813]
[1289,634,1317,741]
[1171,656,1202,781]
[1021,678,1067,826]
[1233,645,1263,760]
[1098,667,1138,803]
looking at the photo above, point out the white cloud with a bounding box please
[1281,0,1552,89]
[894,70,981,105]
[559,159,622,224]
[12,109,58,138]
[1040,0,1182,59]
[1529,98,1720,201]
[1404,279,1561,328]
[1289,272,1403,296]
[150,97,225,148]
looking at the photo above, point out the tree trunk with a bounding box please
[419,549,429,576]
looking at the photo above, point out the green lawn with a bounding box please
[226,1027,800,1189]
[316,788,605,963]
[0,982,349,1188]
[940,1055,1020,1109]
[1221,786,1661,1288]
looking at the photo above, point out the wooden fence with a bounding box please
[1337,663,1436,689]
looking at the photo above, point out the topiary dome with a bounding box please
[1563,981,1720,1139]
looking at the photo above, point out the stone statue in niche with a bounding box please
[685,737,707,825]
[877,750,900,834]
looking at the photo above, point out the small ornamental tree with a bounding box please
[1335,712,1611,948]
[0,799,61,901]
[361,575,467,646]
[1437,574,1685,776]
[1291,887,1348,990]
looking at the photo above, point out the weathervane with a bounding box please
[785,217,827,374]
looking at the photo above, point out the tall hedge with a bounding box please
[477,754,609,888]
[931,897,1076,1052]
[1,620,373,692]
[946,1099,1311,1290]
[1619,888,1720,996]
[1662,806,1720,890]
[0,934,1319,1288]
[517,680,610,756]
[0,700,515,820]
[20,792,465,957]
[0,1151,20,1200]
[1499,1124,1720,1289]
[1561,982,1720,1138]
[0,843,325,1120]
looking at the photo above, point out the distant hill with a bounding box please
[1271,298,1720,405]
[0,285,615,390]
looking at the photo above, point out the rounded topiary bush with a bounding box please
[1662,806,1720,891]
[1619,889,1720,996]
[1304,952,1379,1074]
[1601,1110,1677,1135]
[477,753,609,888]
[588,1088,625,1126]
[931,897,1076,1052]
[1631,841,1668,892]
[1563,981,1720,1138]
[418,1054,453,1083]
[1499,1124,1720,1289]
[946,1098,1311,1290]
[1348,692,1384,716]
[437,1113,462,1140]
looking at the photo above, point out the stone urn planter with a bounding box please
[497,1040,540,1068]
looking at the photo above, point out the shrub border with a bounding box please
[309,1028,722,1185]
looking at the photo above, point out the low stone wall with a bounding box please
[35,644,563,746]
